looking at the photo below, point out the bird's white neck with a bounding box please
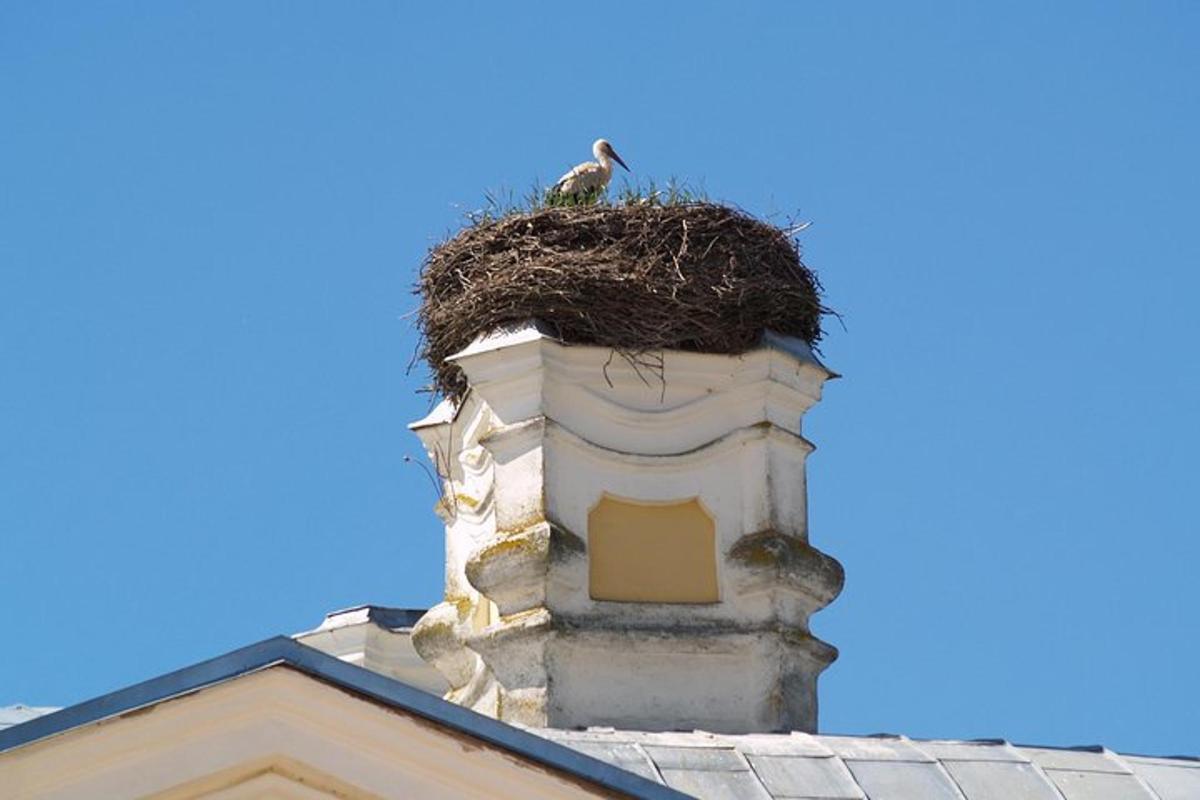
[594,151,613,175]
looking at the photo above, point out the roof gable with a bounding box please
[0,637,686,800]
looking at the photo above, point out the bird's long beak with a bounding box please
[609,148,630,171]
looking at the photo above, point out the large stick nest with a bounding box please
[418,202,829,400]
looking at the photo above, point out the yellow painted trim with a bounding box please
[587,494,719,604]
[146,754,385,800]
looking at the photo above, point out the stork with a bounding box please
[549,138,630,203]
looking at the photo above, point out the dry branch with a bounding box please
[417,203,828,400]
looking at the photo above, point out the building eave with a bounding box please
[0,636,690,800]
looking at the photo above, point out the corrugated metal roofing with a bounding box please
[535,729,1200,800]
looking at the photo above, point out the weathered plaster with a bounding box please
[409,323,843,733]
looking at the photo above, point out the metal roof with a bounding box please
[3,635,1196,799]
[292,604,427,635]
[535,728,1200,800]
[0,706,57,732]
[0,637,689,800]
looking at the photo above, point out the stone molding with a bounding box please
[410,322,843,733]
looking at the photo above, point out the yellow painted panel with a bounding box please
[588,495,718,603]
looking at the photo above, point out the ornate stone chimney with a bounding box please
[410,321,843,734]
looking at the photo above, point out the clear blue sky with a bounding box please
[2,2,1197,756]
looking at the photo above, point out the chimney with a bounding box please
[410,321,843,733]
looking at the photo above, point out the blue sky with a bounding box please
[2,2,1197,756]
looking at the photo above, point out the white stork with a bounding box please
[549,138,629,202]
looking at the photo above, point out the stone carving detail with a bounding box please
[410,323,843,733]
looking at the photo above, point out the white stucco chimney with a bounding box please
[410,321,842,733]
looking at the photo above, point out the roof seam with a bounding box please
[1021,757,1071,800]
[1115,747,1168,800]
[737,747,773,798]
[631,742,669,787]
[927,757,974,800]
